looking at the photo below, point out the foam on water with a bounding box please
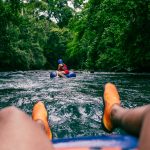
[0,71,150,138]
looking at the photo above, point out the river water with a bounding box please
[0,71,150,139]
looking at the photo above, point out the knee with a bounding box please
[0,106,25,121]
[143,105,150,119]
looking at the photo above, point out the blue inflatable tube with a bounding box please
[52,135,138,149]
[50,71,76,78]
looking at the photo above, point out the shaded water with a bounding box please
[0,71,150,138]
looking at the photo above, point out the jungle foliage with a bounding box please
[67,0,150,71]
[0,0,149,72]
[0,0,81,70]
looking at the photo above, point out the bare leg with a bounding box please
[139,108,150,150]
[56,71,66,78]
[36,119,45,131]
[111,104,150,149]
[0,106,53,150]
[103,83,150,149]
[111,104,150,136]
[56,71,59,77]
[58,71,67,78]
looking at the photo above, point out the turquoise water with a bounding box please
[0,71,150,138]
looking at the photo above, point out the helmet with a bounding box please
[58,59,63,64]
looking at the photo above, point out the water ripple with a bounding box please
[0,71,150,138]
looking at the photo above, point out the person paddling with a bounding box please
[56,59,69,78]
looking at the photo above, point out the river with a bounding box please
[0,71,150,138]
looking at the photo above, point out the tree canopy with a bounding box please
[0,0,149,72]
[67,0,150,71]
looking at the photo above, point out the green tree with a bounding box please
[44,26,71,69]
[67,0,150,72]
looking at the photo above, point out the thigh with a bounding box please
[0,107,53,150]
[60,71,66,74]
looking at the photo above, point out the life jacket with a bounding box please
[59,64,68,71]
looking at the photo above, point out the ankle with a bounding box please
[110,104,121,127]
[36,119,45,131]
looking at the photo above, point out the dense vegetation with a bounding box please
[0,0,149,72]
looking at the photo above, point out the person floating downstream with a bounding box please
[0,83,150,149]
[56,59,69,78]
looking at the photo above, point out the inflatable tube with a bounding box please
[52,135,138,150]
[50,71,76,78]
